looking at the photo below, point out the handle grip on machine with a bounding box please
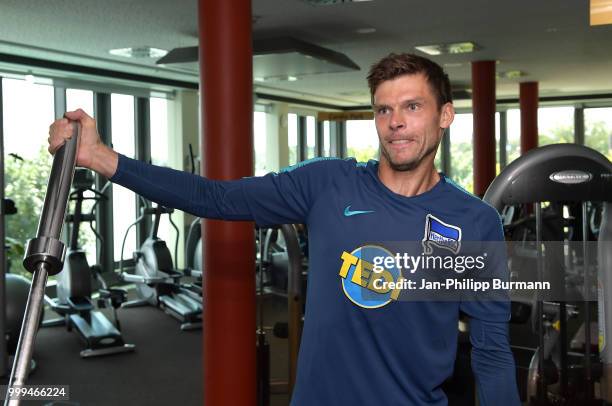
[141,206,174,215]
[121,272,171,285]
[183,268,202,278]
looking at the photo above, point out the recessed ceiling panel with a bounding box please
[157,37,360,80]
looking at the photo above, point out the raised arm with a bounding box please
[48,109,332,226]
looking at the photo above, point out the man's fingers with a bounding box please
[63,109,83,120]
[47,122,71,155]
[48,109,95,160]
[49,139,63,155]
[64,109,93,127]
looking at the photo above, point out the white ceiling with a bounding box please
[0,0,611,107]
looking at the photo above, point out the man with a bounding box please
[49,53,520,405]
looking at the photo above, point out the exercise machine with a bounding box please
[183,216,203,301]
[484,143,612,405]
[183,143,203,297]
[257,224,305,398]
[121,200,202,330]
[44,168,134,357]
[0,199,39,378]
[256,227,270,406]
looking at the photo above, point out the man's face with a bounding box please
[373,73,453,171]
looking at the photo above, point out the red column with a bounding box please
[198,1,255,406]
[520,82,539,154]
[471,61,496,197]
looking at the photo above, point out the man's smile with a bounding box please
[387,137,418,151]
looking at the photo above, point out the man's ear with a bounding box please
[439,103,455,130]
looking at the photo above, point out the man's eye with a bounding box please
[377,107,389,115]
[407,103,420,111]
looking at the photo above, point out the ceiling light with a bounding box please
[301,0,373,5]
[415,41,479,56]
[356,27,376,34]
[254,75,301,82]
[498,70,526,79]
[504,70,525,79]
[109,47,168,58]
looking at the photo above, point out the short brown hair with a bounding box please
[367,53,452,109]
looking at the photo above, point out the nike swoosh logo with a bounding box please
[344,205,375,217]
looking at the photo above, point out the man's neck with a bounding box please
[377,159,441,198]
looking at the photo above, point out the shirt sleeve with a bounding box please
[110,154,336,226]
[460,205,521,406]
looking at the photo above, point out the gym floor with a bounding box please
[0,290,292,406]
[3,304,202,406]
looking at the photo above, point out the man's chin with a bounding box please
[380,150,419,171]
[388,159,419,172]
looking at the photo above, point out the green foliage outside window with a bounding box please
[4,147,52,277]
[347,146,378,163]
[4,146,99,278]
[448,120,612,194]
[448,142,474,193]
[585,120,612,161]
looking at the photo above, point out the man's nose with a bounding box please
[389,110,405,131]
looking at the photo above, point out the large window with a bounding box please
[66,88,94,116]
[494,113,502,175]
[538,106,574,146]
[254,111,267,175]
[111,94,136,264]
[149,96,178,261]
[506,109,521,165]
[346,119,378,162]
[151,97,169,167]
[305,116,316,160]
[288,113,298,165]
[322,121,331,157]
[449,113,474,192]
[585,107,612,161]
[2,78,54,276]
[448,113,501,192]
[506,106,574,165]
[434,143,443,173]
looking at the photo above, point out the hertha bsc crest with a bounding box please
[422,214,462,255]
